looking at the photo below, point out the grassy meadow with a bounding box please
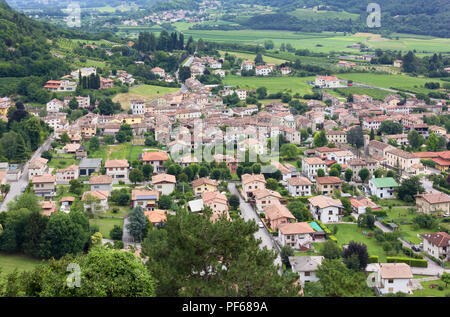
[337,73,448,94]
[0,253,42,275]
[223,75,315,95]
[112,84,180,109]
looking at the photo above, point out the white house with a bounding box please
[151,67,165,78]
[28,157,49,179]
[130,99,146,115]
[368,177,399,199]
[287,176,312,197]
[105,159,129,180]
[314,76,340,88]
[55,164,79,184]
[289,256,324,285]
[255,65,272,76]
[235,89,247,100]
[89,175,113,192]
[302,157,326,182]
[372,263,413,295]
[326,150,355,165]
[241,173,266,200]
[241,60,254,71]
[420,232,449,262]
[152,173,176,195]
[46,99,64,113]
[278,222,315,250]
[308,195,344,224]
[82,190,110,213]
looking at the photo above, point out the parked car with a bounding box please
[443,213,450,217]
[258,222,264,229]
[21,186,26,193]
[412,245,420,252]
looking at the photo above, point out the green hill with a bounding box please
[0,0,69,78]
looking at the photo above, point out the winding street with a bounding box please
[228,182,282,274]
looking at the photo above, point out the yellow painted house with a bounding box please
[192,177,219,195]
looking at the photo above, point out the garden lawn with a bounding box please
[130,146,159,162]
[399,224,434,245]
[89,217,124,239]
[410,279,449,297]
[0,253,42,275]
[223,75,315,95]
[112,85,179,109]
[331,224,389,262]
[378,199,415,207]
[48,158,78,170]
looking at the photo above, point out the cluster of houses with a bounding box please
[43,67,137,93]
[240,60,291,76]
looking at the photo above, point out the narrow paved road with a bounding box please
[228,183,282,273]
[0,134,54,212]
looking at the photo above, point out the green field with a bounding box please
[337,73,448,95]
[325,87,391,100]
[48,158,78,170]
[411,279,449,297]
[89,217,124,239]
[113,84,180,109]
[148,24,450,54]
[223,75,315,95]
[219,50,287,65]
[88,142,159,162]
[331,224,391,262]
[0,253,42,275]
[290,9,360,21]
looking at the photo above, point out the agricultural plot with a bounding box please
[337,73,448,95]
[168,24,450,54]
[218,50,287,65]
[223,75,316,95]
[324,87,391,100]
[113,85,180,109]
[290,9,360,21]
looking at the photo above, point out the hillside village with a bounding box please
[0,0,450,297]
[1,49,450,296]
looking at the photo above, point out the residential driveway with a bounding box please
[421,178,440,194]
[0,134,54,212]
[399,238,449,276]
[122,216,134,243]
[228,183,282,273]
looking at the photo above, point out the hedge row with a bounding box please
[370,210,387,218]
[386,257,428,268]
[328,235,338,242]
[402,247,423,259]
[316,220,332,235]
[368,255,379,263]
[287,196,310,204]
